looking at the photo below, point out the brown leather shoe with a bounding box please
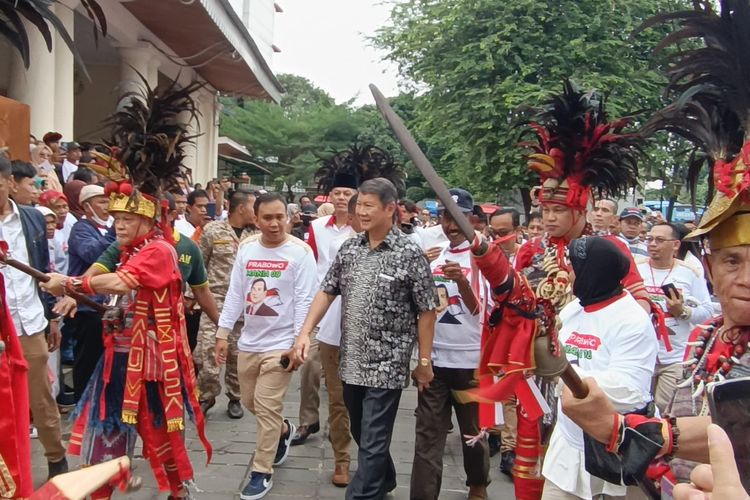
[332,463,349,487]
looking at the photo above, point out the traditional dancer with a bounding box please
[469,81,651,500]
[41,79,211,499]
[561,0,750,493]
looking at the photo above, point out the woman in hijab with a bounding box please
[541,236,659,500]
[63,179,87,219]
[31,144,64,193]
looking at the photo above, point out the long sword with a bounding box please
[369,83,589,400]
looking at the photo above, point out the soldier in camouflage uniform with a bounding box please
[195,189,258,418]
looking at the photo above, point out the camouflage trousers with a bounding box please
[193,311,241,402]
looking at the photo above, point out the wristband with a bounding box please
[82,276,95,295]
[606,413,624,453]
[657,416,680,461]
[215,327,231,341]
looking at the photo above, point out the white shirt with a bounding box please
[308,215,353,347]
[174,218,196,238]
[430,241,484,368]
[61,159,78,182]
[50,230,68,275]
[0,201,48,335]
[636,257,713,364]
[416,224,448,250]
[61,212,76,242]
[543,292,657,498]
[219,235,317,353]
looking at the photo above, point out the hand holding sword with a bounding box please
[0,241,106,315]
[368,83,588,399]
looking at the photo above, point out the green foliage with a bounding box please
[219,74,365,197]
[373,0,692,204]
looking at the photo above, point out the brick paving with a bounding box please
[32,372,515,499]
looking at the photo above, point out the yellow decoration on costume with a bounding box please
[108,192,157,220]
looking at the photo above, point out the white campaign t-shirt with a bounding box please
[542,292,657,498]
[430,240,485,368]
[636,258,713,364]
[307,215,353,347]
[219,235,317,353]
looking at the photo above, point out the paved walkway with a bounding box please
[32,373,515,499]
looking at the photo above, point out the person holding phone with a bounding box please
[636,223,713,412]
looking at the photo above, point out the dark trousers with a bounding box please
[410,367,489,500]
[343,383,401,500]
[71,312,104,400]
[185,309,201,353]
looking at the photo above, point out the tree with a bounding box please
[374,0,691,210]
[219,75,366,199]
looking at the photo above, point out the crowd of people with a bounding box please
[1,119,747,500]
[3,5,750,499]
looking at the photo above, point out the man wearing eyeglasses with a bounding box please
[488,208,522,266]
[635,222,713,413]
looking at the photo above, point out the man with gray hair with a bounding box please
[291,177,438,499]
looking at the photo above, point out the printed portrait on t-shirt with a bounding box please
[435,283,463,325]
[245,278,279,316]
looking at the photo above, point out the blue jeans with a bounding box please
[343,384,401,500]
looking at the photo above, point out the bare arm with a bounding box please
[299,290,336,338]
[674,416,711,463]
[89,273,133,295]
[193,285,219,325]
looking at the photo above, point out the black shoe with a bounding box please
[48,457,68,479]
[200,398,216,416]
[290,421,320,446]
[274,420,295,466]
[500,451,515,477]
[488,435,501,457]
[227,399,244,419]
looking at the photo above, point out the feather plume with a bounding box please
[0,0,107,80]
[639,0,750,201]
[98,73,203,197]
[315,144,405,195]
[521,80,643,200]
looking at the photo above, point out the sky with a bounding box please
[272,0,403,105]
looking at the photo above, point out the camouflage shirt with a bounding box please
[199,220,257,301]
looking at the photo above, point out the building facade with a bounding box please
[0,0,282,184]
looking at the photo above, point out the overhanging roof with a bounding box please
[122,0,283,102]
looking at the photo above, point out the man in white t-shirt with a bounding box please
[291,176,355,457]
[410,188,489,499]
[215,193,317,500]
[636,222,713,412]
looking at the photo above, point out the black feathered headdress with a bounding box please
[639,0,750,248]
[84,74,203,221]
[315,144,405,195]
[521,80,643,210]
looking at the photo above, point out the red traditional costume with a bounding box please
[471,81,650,500]
[59,79,211,499]
[0,273,33,499]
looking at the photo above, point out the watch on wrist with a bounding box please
[678,307,691,321]
[419,357,431,367]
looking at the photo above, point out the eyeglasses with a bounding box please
[644,236,677,244]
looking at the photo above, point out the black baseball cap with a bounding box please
[619,207,645,221]
[446,188,474,213]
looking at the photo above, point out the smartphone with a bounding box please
[707,377,750,492]
[206,201,216,220]
[280,355,290,369]
[660,282,679,298]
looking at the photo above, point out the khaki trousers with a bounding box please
[318,341,351,466]
[502,396,518,453]
[19,332,65,463]
[193,307,241,402]
[652,362,683,414]
[297,327,321,426]
[238,350,292,474]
